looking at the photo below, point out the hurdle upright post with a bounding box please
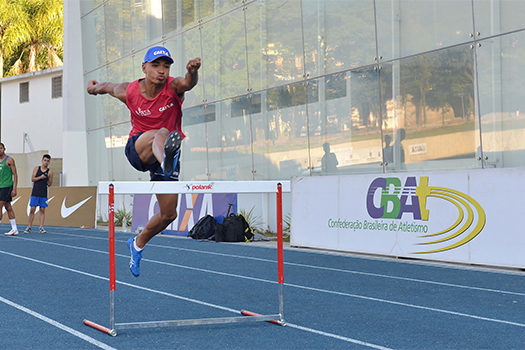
[276,182,285,325]
[108,184,116,335]
[83,183,117,336]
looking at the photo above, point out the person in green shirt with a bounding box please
[0,143,19,236]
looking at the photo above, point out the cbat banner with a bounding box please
[132,193,237,236]
[1,187,96,227]
[291,168,525,268]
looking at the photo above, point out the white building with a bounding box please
[0,67,63,157]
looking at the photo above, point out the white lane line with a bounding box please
[285,323,392,350]
[0,295,116,350]
[2,243,525,330]
[17,234,525,297]
[0,249,388,349]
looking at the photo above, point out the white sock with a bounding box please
[10,219,17,231]
[133,238,143,251]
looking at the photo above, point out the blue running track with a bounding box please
[1,224,525,349]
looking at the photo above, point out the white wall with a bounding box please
[0,68,63,157]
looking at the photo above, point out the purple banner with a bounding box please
[131,193,237,236]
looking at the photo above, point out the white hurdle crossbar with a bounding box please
[84,180,290,336]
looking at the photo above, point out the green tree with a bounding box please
[6,0,62,76]
[0,0,30,77]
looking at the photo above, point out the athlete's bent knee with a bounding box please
[160,211,178,224]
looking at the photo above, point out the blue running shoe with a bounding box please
[163,130,182,179]
[127,237,143,277]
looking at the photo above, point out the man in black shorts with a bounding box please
[0,143,19,236]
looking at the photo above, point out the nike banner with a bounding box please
[1,187,96,227]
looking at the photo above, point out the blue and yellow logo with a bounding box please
[366,176,486,254]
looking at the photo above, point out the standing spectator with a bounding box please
[321,142,339,173]
[0,143,19,236]
[394,128,406,169]
[25,154,53,234]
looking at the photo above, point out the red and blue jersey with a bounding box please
[125,77,185,138]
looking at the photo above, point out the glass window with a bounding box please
[180,104,218,180]
[107,55,135,83]
[206,99,254,180]
[302,0,376,77]
[183,104,216,126]
[87,128,112,184]
[19,82,29,103]
[325,72,347,101]
[131,0,163,50]
[104,1,133,62]
[380,45,479,172]
[87,124,147,184]
[182,0,195,27]
[264,0,305,88]
[80,0,104,16]
[196,0,214,20]
[214,0,243,15]
[109,122,141,181]
[252,97,310,180]
[376,0,473,61]
[52,76,63,99]
[476,31,525,168]
[168,27,203,108]
[217,7,249,98]
[81,6,106,73]
[231,94,261,118]
[267,81,318,111]
[309,70,384,176]
[474,0,525,39]
[180,106,209,180]
[162,0,177,34]
[199,15,220,103]
[105,56,134,125]
[85,68,108,131]
[244,2,265,93]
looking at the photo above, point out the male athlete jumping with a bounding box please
[87,46,201,277]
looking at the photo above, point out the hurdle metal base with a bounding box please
[241,310,286,326]
[83,319,117,336]
[84,313,281,336]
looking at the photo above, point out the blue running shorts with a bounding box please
[125,132,180,181]
[30,196,48,208]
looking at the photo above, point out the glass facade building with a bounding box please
[80,0,525,185]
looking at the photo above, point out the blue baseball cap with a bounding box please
[142,46,174,64]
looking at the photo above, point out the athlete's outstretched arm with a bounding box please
[171,58,201,96]
[87,81,129,104]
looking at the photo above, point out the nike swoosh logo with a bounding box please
[26,196,55,216]
[2,197,20,214]
[61,196,92,218]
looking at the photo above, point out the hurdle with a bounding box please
[83,180,289,336]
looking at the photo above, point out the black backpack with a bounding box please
[215,211,254,242]
[188,215,218,240]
